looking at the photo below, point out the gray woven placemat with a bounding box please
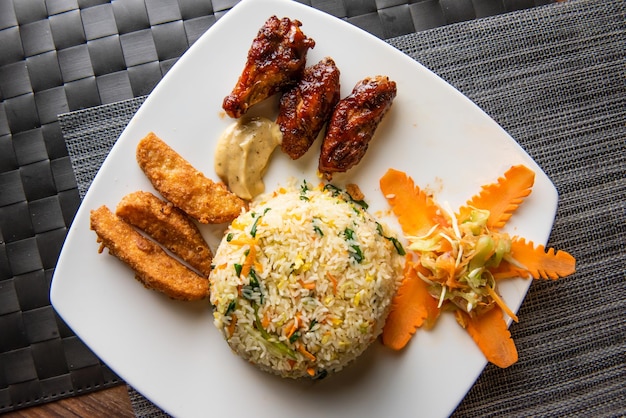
[57,0,625,416]
[59,96,146,199]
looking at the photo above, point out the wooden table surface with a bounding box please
[3,386,134,417]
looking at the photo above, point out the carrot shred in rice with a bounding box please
[297,343,316,362]
[262,311,271,328]
[298,279,316,290]
[240,244,257,278]
[326,272,338,294]
[227,314,237,337]
[285,314,301,339]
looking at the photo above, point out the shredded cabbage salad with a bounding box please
[408,206,523,321]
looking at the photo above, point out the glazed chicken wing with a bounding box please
[277,57,341,159]
[318,76,397,179]
[222,16,315,119]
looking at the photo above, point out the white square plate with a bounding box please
[51,0,558,416]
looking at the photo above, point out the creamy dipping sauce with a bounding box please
[215,117,282,200]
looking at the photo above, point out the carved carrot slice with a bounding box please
[380,168,446,237]
[457,306,519,368]
[506,237,576,280]
[490,261,532,280]
[458,165,535,230]
[382,259,440,350]
[413,263,441,329]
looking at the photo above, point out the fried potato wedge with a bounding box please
[136,132,246,224]
[116,191,213,277]
[90,205,209,301]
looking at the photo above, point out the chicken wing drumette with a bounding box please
[277,57,341,159]
[318,75,397,179]
[222,16,315,119]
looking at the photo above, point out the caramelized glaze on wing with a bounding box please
[277,57,340,159]
[319,76,397,179]
[222,16,315,118]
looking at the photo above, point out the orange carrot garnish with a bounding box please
[490,261,532,280]
[486,286,519,323]
[413,263,441,329]
[506,237,576,279]
[380,168,445,236]
[382,259,439,350]
[456,307,518,368]
[458,165,535,230]
[379,165,576,368]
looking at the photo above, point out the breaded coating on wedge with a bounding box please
[90,205,209,301]
[116,191,213,277]
[136,132,246,224]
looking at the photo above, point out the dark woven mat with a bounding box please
[1,0,624,415]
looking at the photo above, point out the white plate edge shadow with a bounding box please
[50,0,559,417]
